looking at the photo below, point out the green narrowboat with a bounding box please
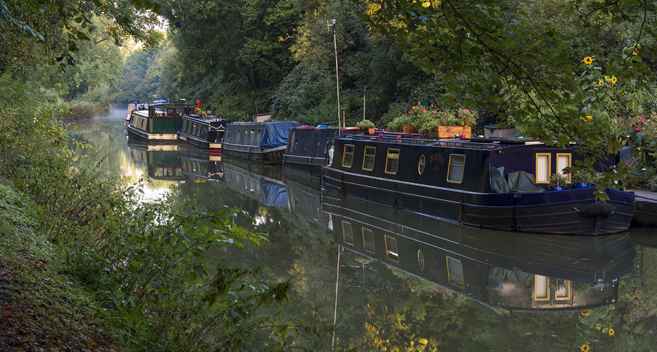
[127,103,193,141]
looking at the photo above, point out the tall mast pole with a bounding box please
[332,19,340,130]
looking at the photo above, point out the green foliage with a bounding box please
[356,119,375,129]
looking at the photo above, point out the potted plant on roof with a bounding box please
[388,114,414,133]
[549,173,569,191]
[356,119,376,135]
[573,170,595,189]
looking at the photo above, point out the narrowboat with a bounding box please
[178,114,231,155]
[284,126,341,178]
[177,145,224,182]
[323,135,635,235]
[223,156,288,207]
[126,103,193,141]
[222,121,299,164]
[325,197,635,311]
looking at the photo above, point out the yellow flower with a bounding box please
[420,338,428,345]
[599,80,604,86]
[422,1,431,7]
[603,327,609,334]
[611,77,617,84]
[609,328,615,336]
[410,341,414,346]
[585,115,593,121]
[584,57,593,65]
[606,322,611,327]
[605,76,610,81]
[596,323,602,330]
[581,344,590,352]
[632,50,638,56]
[581,310,590,316]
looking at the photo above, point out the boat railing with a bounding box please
[341,134,503,149]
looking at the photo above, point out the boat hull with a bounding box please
[222,144,286,164]
[178,133,222,155]
[323,168,634,235]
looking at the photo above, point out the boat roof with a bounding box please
[337,134,546,150]
[183,114,231,127]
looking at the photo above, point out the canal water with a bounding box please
[71,109,657,351]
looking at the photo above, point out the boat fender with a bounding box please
[581,202,616,217]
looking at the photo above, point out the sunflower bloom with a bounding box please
[605,76,610,81]
[599,80,604,86]
[632,50,638,56]
[603,328,609,334]
[609,328,615,336]
[606,322,611,327]
[422,1,431,7]
[611,77,618,84]
[596,323,602,330]
[581,310,590,316]
[581,344,590,352]
[584,57,593,65]
[420,338,428,345]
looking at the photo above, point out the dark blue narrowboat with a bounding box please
[177,146,224,182]
[323,135,635,235]
[222,156,288,207]
[324,197,635,311]
[283,126,341,179]
[222,121,300,164]
[177,115,231,155]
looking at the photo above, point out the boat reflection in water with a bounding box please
[323,197,636,311]
[223,156,288,207]
[177,145,225,182]
[127,136,184,181]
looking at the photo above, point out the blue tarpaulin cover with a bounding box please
[259,180,288,207]
[260,121,299,150]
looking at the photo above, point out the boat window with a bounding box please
[293,136,298,151]
[256,129,262,142]
[447,154,466,184]
[446,257,464,287]
[535,153,551,184]
[418,250,425,269]
[290,131,296,151]
[342,144,355,168]
[418,154,426,175]
[385,149,400,174]
[303,138,308,151]
[202,126,208,139]
[182,120,187,132]
[192,123,197,136]
[236,129,241,143]
[385,235,399,262]
[166,108,173,116]
[324,138,331,153]
[557,153,571,183]
[342,220,354,245]
[226,129,231,141]
[250,129,256,145]
[362,228,375,253]
[362,147,376,171]
[141,119,145,129]
[534,275,550,301]
[555,279,571,300]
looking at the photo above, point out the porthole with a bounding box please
[418,155,426,175]
[417,250,425,269]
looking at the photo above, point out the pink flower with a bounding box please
[632,123,636,127]
[637,128,642,132]
[640,121,644,125]
[408,111,411,114]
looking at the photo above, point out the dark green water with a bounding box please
[71,109,657,351]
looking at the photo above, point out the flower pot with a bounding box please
[366,127,375,135]
[435,126,472,138]
[575,183,590,189]
[402,125,415,134]
[551,186,565,191]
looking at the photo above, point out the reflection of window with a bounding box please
[446,257,464,287]
[385,149,400,174]
[418,155,426,175]
[342,145,355,168]
[362,228,375,253]
[342,221,354,245]
[447,154,466,183]
[557,153,571,183]
[534,275,550,301]
[303,138,308,151]
[555,279,571,300]
[363,147,376,171]
[385,235,399,262]
[536,153,551,184]
[418,250,425,269]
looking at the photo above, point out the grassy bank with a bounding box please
[0,79,304,350]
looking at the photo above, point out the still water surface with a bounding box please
[71,109,657,351]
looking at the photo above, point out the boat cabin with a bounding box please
[222,121,300,164]
[178,115,231,153]
[127,103,193,140]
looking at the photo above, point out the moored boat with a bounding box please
[323,135,635,235]
[283,126,341,178]
[126,103,193,141]
[222,121,299,164]
[178,114,231,155]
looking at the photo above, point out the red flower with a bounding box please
[637,128,642,132]
[640,121,644,125]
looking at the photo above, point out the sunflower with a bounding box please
[599,80,604,86]
[605,76,610,81]
[581,344,590,352]
[603,328,609,334]
[581,310,590,316]
[596,323,602,330]
[632,50,638,56]
[584,57,593,65]
[611,77,618,84]
[422,1,431,7]
[609,329,615,336]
